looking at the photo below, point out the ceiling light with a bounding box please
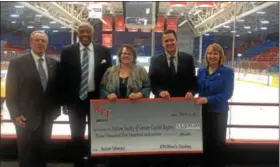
[260,20,269,24]
[237,19,244,22]
[27,26,34,29]
[223,25,230,28]
[248,31,252,34]
[11,21,16,24]
[50,21,56,24]
[10,14,19,17]
[42,25,50,29]
[256,11,266,14]
[52,30,58,32]
[244,26,251,29]
[231,30,236,33]
[236,34,240,37]
[61,26,67,29]
[35,14,43,17]
[260,27,267,30]
[204,33,210,36]
[146,8,150,14]
[14,5,24,8]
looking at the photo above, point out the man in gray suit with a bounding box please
[5,31,60,167]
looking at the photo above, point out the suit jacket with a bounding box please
[5,54,60,131]
[149,51,197,97]
[197,65,234,113]
[100,65,151,99]
[56,43,112,105]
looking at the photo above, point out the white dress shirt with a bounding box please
[165,50,178,72]
[31,50,48,79]
[80,42,95,92]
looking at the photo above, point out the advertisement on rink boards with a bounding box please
[90,98,202,156]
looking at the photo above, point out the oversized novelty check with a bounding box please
[90,98,202,156]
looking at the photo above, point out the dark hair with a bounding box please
[163,29,177,40]
[118,44,137,64]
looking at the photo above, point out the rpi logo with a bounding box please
[94,105,111,118]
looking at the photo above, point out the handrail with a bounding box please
[1,133,279,145]
[228,102,279,106]
[227,124,279,129]
[1,120,279,129]
[1,102,279,129]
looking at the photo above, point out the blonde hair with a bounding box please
[205,43,225,66]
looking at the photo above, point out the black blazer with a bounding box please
[56,43,112,105]
[149,51,197,97]
[5,54,60,131]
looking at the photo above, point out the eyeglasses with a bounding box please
[121,52,132,56]
[32,38,47,43]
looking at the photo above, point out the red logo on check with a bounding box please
[95,105,111,118]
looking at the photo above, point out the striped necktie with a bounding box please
[79,47,89,100]
[38,58,47,91]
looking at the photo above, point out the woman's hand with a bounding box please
[185,92,194,100]
[196,97,208,104]
[129,92,143,100]
[107,93,117,101]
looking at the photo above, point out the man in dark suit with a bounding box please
[149,30,197,167]
[149,29,197,99]
[5,31,60,167]
[56,22,112,167]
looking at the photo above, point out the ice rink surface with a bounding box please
[1,80,279,140]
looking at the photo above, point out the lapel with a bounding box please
[93,44,101,72]
[45,56,55,83]
[162,53,169,72]
[177,52,183,74]
[26,54,44,90]
[74,43,82,76]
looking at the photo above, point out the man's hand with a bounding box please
[185,92,194,100]
[196,97,208,104]
[107,93,117,101]
[15,115,26,128]
[129,92,143,100]
[62,105,71,115]
[159,91,170,99]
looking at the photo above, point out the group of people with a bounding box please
[5,22,234,167]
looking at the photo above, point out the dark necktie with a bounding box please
[79,47,89,100]
[38,58,47,91]
[169,56,176,76]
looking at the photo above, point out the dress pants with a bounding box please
[201,105,228,167]
[15,115,53,167]
[68,91,98,167]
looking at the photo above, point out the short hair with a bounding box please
[205,43,226,66]
[162,29,177,40]
[30,30,48,42]
[118,44,137,64]
[77,22,94,33]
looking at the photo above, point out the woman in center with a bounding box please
[100,44,151,100]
